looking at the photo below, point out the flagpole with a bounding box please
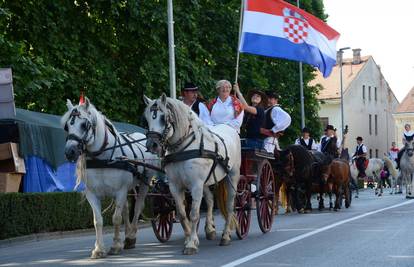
[234,0,245,84]
[167,0,177,99]
[297,0,305,129]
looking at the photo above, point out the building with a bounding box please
[310,49,399,158]
[393,86,414,148]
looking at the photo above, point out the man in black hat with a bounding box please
[352,136,368,178]
[260,90,291,152]
[295,127,317,150]
[318,125,341,157]
[182,82,213,125]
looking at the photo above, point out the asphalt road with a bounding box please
[1,189,414,267]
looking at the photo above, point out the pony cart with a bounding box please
[139,146,277,243]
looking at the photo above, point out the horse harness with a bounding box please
[162,129,230,185]
[65,108,147,178]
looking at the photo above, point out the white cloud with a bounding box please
[324,0,414,101]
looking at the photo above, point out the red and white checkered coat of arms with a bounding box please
[283,8,309,44]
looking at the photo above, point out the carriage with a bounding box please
[145,146,277,242]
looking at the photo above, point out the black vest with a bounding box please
[320,136,329,153]
[191,100,201,116]
[355,144,365,156]
[299,138,314,150]
[263,106,276,130]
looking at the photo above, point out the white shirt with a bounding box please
[317,135,341,152]
[295,137,318,150]
[210,97,244,133]
[263,105,291,152]
[403,130,414,143]
[190,101,213,125]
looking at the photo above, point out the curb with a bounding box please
[0,221,152,248]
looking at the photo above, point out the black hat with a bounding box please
[302,127,310,133]
[265,90,280,99]
[356,136,363,141]
[247,89,268,107]
[325,125,336,131]
[183,82,198,91]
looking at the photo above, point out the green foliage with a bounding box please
[0,0,327,139]
[0,192,113,240]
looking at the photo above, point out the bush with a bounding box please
[0,192,113,240]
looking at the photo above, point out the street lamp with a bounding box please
[339,47,350,141]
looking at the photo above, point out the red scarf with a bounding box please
[208,95,243,117]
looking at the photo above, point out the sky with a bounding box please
[323,0,414,102]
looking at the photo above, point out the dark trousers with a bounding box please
[356,157,366,178]
[396,148,405,168]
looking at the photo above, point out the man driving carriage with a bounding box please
[352,136,368,178]
[318,124,341,157]
[181,82,213,126]
[295,127,318,150]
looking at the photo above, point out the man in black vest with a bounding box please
[352,136,368,178]
[295,127,317,150]
[182,82,213,125]
[318,125,340,157]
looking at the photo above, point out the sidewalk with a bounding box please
[0,221,151,248]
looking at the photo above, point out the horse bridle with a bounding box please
[65,108,96,153]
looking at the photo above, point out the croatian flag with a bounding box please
[239,0,340,77]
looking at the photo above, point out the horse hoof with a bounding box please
[124,238,136,249]
[305,209,312,214]
[219,238,231,246]
[206,231,216,240]
[334,208,339,212]
[355,195,359,198]
[91,250,106,259]
[378,194,382,197]
[298,208,305,214]
[182,247,198,255]
[108,247,122,255]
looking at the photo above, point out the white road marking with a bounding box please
[222,200,414,267]
[276,228,315,232]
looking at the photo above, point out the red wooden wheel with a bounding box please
[151,210,174,243]
[256,159,275,233]
[235,177,252,239]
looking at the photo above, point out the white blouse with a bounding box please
[210,96,244,133]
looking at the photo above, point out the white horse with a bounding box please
[143,94,241,255]
[349,158,383,197]
[62,97,159,259]
[400,139,414,198]
[383,156,400,194]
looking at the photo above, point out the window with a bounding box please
[368,86,371,100]
[369,149,372,158]
[375,149,378,158]
[320,117,329,130]
[369,114,372,135]
[375,87,377,101]
[362,85,365,100]
[375,114,378,135]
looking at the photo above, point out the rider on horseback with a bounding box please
[396,124,414,169]
[318,125,341,159]
[352,136,368,178]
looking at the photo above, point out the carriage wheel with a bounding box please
[256,160,276,233]
[235,177,252,239]
[151,210,174,243]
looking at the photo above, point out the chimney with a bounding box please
[352,48,361,64]
[336,51,343,65]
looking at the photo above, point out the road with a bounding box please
[1,189,414,267]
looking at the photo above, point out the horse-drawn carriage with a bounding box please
[143,146,276,242]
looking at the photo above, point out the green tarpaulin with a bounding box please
[0,108,145,169]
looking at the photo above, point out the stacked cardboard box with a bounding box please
[0,142,25,192]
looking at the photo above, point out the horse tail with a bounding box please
[216,180,238,231]
[279,183,288,209]
[384,156,398,178]
[75,153,86,191]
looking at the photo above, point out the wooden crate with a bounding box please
[0,173,22,192]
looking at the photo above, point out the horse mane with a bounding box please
[383,156,398,178]
[163,97,207,141]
